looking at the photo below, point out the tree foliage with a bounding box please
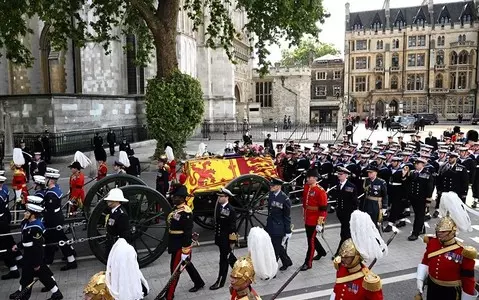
[145,71,204,157]
[280,36,339,67]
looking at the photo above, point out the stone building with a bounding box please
[310,54,344,124]
[0,1,253,133]
[252,65,311,124]
[344,0,479,120]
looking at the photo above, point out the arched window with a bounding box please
[437,36,445,46]
[459,50,468,64]
[458,35,463,42]
[451,51,458,65]
[390,75,398,89]
[470,50,475,64]
[350,99,358,112]
[458,72,467,89]
[450,73,456,89]
[392,53,399,67]
[363,100,371,113]
[376,76,383,89]
[376,54,383,67]
[435,74,443,88]
[436,50,445,65]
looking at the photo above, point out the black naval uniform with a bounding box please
[266,189,293,269]
[30,159,46,178]
[0,186,20,279]
[333,180,358,254]
[473,153,479,201]
[386,164,406,227]
[126,153,141,177]
[405,168,434,238]
[362,176,388,225]
[43,186,76,266]
[156,167,170,197]
[437,162,469,202]
[460,155,477,187]
[105,204,130,256]
[213,202,237,287]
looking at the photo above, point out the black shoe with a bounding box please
[1,270,20,280]
[9,290,21,299]
[60,261,77,271]
[383,225,392,233]
[432,211,440,218]
[396,221,406,228]
[41,286,50,292]
[209,281,224,290]
[313,253,325,261]
[47,290,63,300]
[279,261,292,271]
[189,284,205,292]
[300,264,311,271]
[408,234,418,241]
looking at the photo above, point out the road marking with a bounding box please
[472,225,479,231]
[470,237,479,244]
[276,272,417,300]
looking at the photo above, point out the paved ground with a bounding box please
[1,123,478,299]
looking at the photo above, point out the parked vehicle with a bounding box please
[415,113,438,125]
[390,115,416,132]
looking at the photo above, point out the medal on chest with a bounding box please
[173,212,181,221]
[220,208,230,216]
[444,251,463,264]
[108,218,115,226]
[347,282,359,294]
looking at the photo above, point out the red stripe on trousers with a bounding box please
[166,250,182,300]
[307,229,317,267]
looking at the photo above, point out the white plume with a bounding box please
[88,151,97,178]
[439,192,472,232]
[197,143,206,157]
[73,151,92,168]
[165,146,174,162]
[350,210,388,262]
[118,151,130,168]
[13,148,25,165]
[247,227,278,280]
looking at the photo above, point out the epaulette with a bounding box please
[423,234,435,244]
[181,205,192,214]
[377,178,386,184]
[362,271,382,292]
[462,246,477,260]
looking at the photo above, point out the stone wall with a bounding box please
[0,94,145,133]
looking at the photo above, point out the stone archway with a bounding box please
[389,99,399,116]
[234,85,243,122]
[375,100,385,116]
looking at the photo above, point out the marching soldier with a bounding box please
[9,203,64,300]
[43,172,77,271]
[32,175,47,198]
[104,188,130,256]
[471,142,479,208]
[362,166,388,226]
[437,152,469,203]
[330,211,386,300]
[384,157,407,232]
[266,178,293,271]
[126,149,141,177]
[332,167,358,256]
[156,157,170,197]
[458,146,476,186]
[404,158,434,241]
[416,193,477,299]
[30,152,46,178]
[301,169,327,271]
[166,185,205,299]
[165,145,177,182]
[0,174,21,280]
[210,188,237,290]
[96,154,108,181]
[12,148,28,206]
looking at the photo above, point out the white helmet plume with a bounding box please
[165,146,174,162]
[247,227,278,280]
[439,192,472,232]
[118,151,130,168]
[13,148,25,165]
[73,151,92,168]
[350,210,388,262]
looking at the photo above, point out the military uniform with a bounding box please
[30,158,46,178]
[332,179,358,254]
[459,153,477,187]
[332,264,383,300]
[156,166,170,197]
[0,182,21,280]
[105,204,130,256]
[266,188,293,269]
[473,151,479,202]
[362,171,388,225]
[126,150,141,177]
[385,161,406,229]
[437,161,469,201]
[12,166,28,204]
[97,161,108,181]
[69,171,85,210]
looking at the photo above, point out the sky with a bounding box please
[265,0,465,63]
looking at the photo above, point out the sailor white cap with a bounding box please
[26,203,44,213]
[46,167,60,173]
[33,175,46,184]
[45,172,60,179]
[27,195,43,204]
[0,170,5,176]
[0,176,6,182]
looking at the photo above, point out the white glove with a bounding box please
[381,209,387,215]
[181,254,189,262]
[329,292,336,300]
[316,225,323,233]
[281,233,292,247]
[416,279,424,293]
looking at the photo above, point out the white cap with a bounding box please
[103,188,129,202]
[26,203,44,213]
[0,176,6,182]
[27,195,43,204]
[46,167,60,173]
[0,170,5,176]
[45,172,60,179]
[33,175,46,184]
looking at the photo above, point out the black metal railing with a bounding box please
[193,122,338,142]
[11,125,151,157]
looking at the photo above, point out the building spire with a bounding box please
[384,0,390,28]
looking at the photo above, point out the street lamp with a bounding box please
[274,123,278,140]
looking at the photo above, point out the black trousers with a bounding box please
[44,229,75,264]
[20,264,56,290]
[215,242,236,285]
[335,210,352,255]
[109,143,115,156]
[388,193,404,223]
[411,196,425,235]
[167,250,204,300]
[426,277,461,299]
[0,221,18,268]
[473,174,479,199]
[361,199,380,224]
[304,225,326,267]
[270,235,292,267]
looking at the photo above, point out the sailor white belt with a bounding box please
[0,213,3,217]
[54,208,60,213]
[169,230,184,234]
[366,196,382,201]
[360,177,368,180]
[22,242,33,247]
[389,183,402,186]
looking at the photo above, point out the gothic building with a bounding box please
[0,2,253,133]
[344,0,479,120]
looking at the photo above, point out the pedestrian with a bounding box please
[419,117,426,131]
[380,116,385,129]
[416,193,477,299]
[156,157,170,197]
[126,149,141,177]
[104,188,130,257]
[9,203,64,300]
[287,116,291,129]
[166,185,205,299]
[264,133,273,149]
[42,130,51,164]
[458,113,463,123]
[425,131,438,151]
[107,129,116,156]
[345,122,354,143]
[92,132,103,152]
[266,178,293,271]
[331,166,358,255]
[210,188,238,290]
[19,140,32,182]
[283,115,287,129]
[30,152,46,178]
[386,116,391,131]
[119,137,131,153]
[361,165,388,226]
[471,142,479,208]
[300,169,327,271]
[404,158,434,241]
[43,172,78,271]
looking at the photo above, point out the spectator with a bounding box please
[419,117,426,131]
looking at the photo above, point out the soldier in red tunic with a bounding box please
[416,192,477,300]
[96,148,108,181]
[12,148,28,205]
[301,169,328,271]
[330,210,387,300]
[68,161,85,213]
[165,146,177,182]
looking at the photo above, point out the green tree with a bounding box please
[280,37,339,67]
[0,0,329,155]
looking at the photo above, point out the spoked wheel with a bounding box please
[226,175,270,246]
[87,185,171,268]
[192,194,216,230]
[83,174,146,218]
[193,215,215,230]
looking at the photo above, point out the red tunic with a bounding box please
[97,162,108,181]
[12,167,28,204]
[69,172,85,208]
[168,160,177,181]
[302,183,328,226]
[333,265,384,300]
[421,237,476,295]
[230,288,261,300]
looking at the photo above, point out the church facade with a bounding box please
[0,2,253,133]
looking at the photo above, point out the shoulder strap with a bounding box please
[427,244,461,259]
[335,271,365,284]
